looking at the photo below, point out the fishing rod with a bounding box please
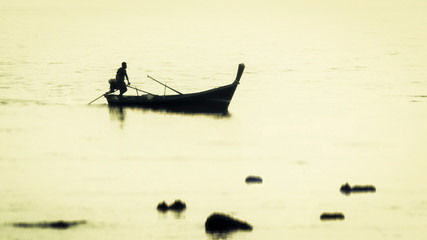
[147,75,183,95]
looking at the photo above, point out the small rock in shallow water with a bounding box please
[320,213,345,221]
[157,201,169,212]
[12,220,87,229]
[205,213,253,233]
[340,183,376,195]
[157,200,186,212]
[245,175,262,184]
[168,200,186,211]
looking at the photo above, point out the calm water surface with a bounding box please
[1,1,427,239]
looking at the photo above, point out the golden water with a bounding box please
[1,1,427,239]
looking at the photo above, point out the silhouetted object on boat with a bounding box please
[12,220,87,229]
[205,213,253,233]
[109,62,131,96]
[340,183,376,195]
[105,63,245,113]
[320,212,345,221]
[157,200,186,212]
[245,175,263,184]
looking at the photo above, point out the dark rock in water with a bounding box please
[205,213,253,233]
[157,201,169,212]
[351,185,376,192]
[320,212,345,221]
[157,200,186,212]
[340,183,376,195]
[168,200,186,211]
[340,183,352,194]
[245,175,262,184]
[12,220,87,229]
[48,221,70,229]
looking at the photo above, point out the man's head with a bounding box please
[122,62,127,69]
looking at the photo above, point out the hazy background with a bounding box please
[1,0,427,239]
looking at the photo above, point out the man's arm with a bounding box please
[125,72,130,85]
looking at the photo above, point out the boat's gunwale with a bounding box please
[105,81,238,102]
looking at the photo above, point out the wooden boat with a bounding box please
[105,64,245,113]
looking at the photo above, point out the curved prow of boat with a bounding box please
[233,63,245,84]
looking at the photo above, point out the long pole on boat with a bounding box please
[127,85,155,95]
[147,75,183,95]
[88,89,117,105]
[88,85,155,105]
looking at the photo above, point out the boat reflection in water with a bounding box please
[105,64,244,115]
[108,105,126,122]
[108,105,232,122]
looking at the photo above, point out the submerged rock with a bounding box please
[245,175,263,184]
[12,220,87,229]
[157,200,186,212]
[320,212,345,221]
[340,183,376,195]
[205,213,253,233]
[168,200,186,211]
[157,201,169,212]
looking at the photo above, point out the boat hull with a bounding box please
[105,83,238,113]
